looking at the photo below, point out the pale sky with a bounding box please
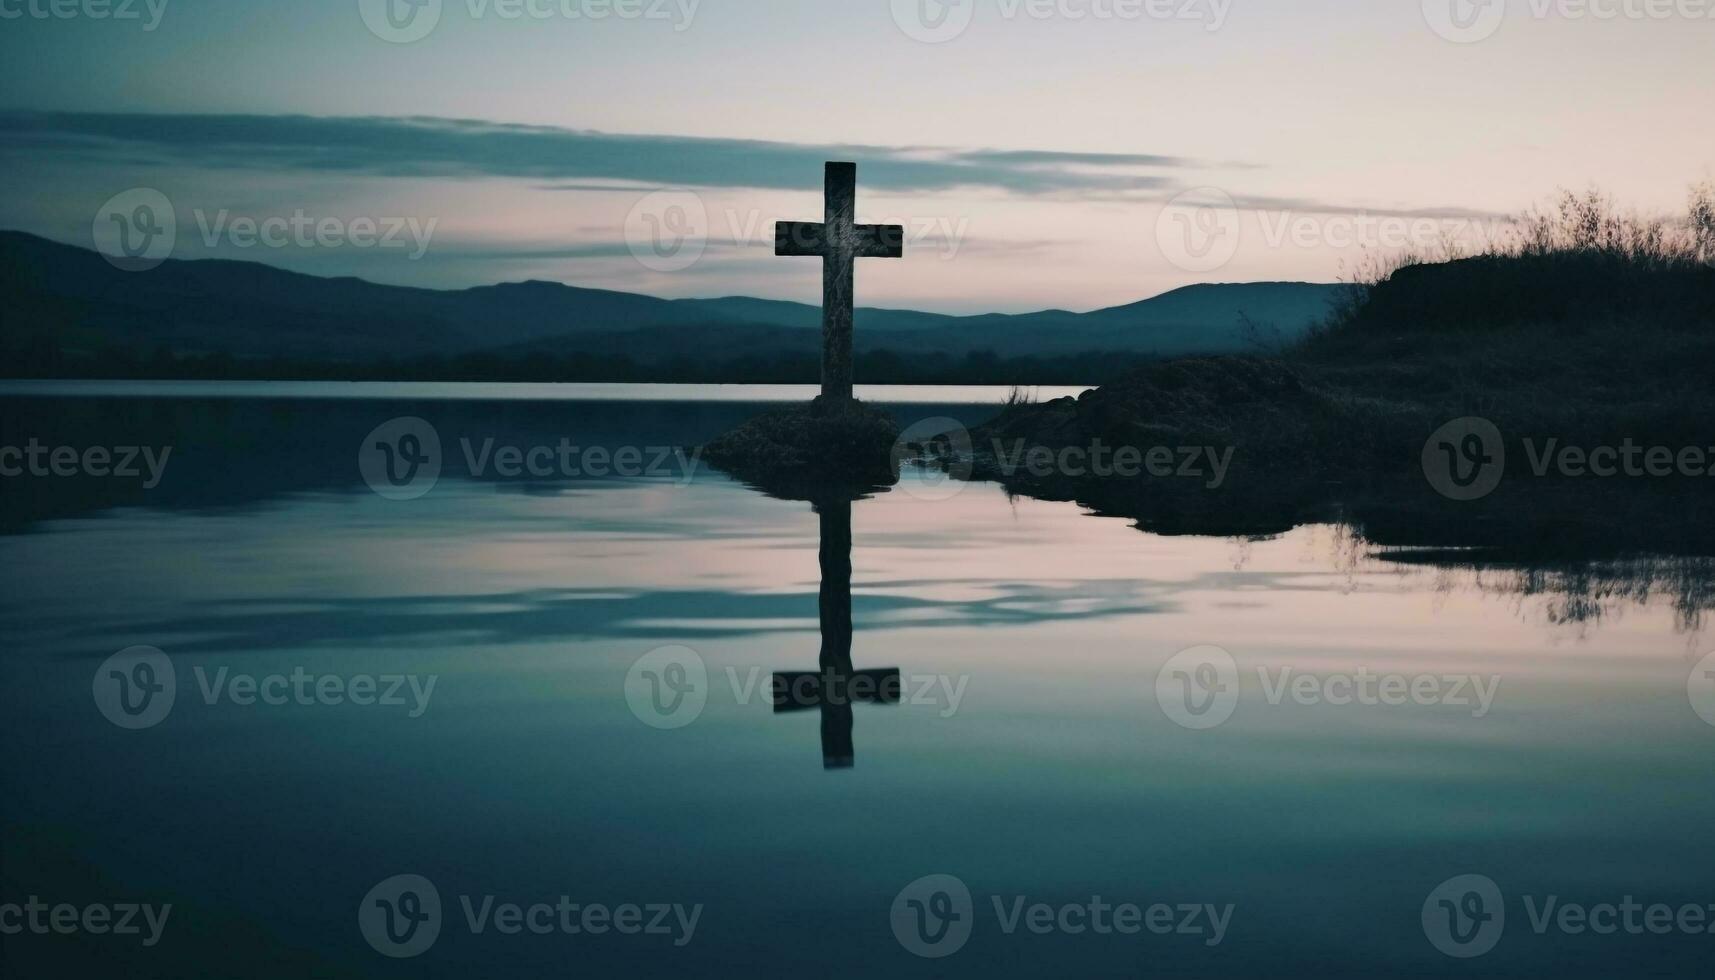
[1,0,1710,312]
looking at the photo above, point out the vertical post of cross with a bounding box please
[775,162,905,411]
[821,162,857,406]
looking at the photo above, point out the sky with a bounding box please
[0,0,1711,313]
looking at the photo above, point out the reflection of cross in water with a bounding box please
[775,162,904,407]
[772,496,900,769]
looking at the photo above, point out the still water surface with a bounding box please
[1,384,1711,978]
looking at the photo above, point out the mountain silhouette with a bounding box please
[0,231,1338,366]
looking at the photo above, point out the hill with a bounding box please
[0,230,1338,378]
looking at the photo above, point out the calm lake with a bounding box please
[2,383,1712,978]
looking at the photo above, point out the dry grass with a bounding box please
[1329,182,1715,313]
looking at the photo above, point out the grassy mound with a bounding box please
[702,398,901,501]
[967,358,1391,536]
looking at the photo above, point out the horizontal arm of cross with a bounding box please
[774,222,825,257]
[775,222,906,259]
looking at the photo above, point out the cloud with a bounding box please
[950,149,1195,168]
[427,242,643,261]
[426,235,1064,264]
[1226,193,1513,222]
[0,110,1507,229]
[0,111,1199,198]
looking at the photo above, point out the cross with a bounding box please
[776,162,904,407]
[772,496,901,769]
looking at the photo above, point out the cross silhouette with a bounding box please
[776,162,904,406]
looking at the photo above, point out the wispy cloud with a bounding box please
[427,235,1064,264]
[0,111,1203,198]
[1,111,1518,221]
[1224,193,1512,222]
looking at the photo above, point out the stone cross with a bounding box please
[775,162,904,406]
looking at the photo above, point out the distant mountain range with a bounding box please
[0,231,1340,368]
